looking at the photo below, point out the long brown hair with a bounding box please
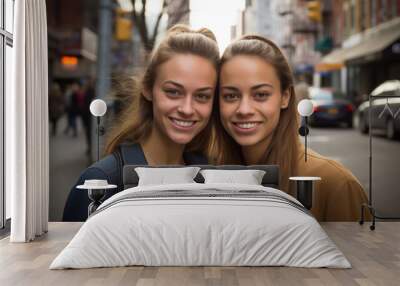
[212,35,300,194]
[105,25,220,155]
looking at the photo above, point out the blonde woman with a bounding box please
[64,25,220,221]
[212,35,368,221]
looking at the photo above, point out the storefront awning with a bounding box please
[316,19,400,72]
[315,62,344,72]
[345,23,400,62]
[315,48,347,71]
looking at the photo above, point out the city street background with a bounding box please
[42,0,400,221]
[50,116,400,221]
[309,127,400,218]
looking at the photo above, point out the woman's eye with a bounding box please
[222,93,239,101]
[254,92,270,100]
[195,93,212,102]
[164,89,180,97]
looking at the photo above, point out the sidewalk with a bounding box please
[49,116,91,221]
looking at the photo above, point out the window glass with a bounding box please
[5,43,12,219]
[5,0,14,33]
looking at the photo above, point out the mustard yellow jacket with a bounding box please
[296,148,369,221]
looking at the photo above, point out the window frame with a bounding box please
[1,0,14,231]
[0,32,3,230]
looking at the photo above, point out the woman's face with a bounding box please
[145,54,217,145]
[219,55,290,147]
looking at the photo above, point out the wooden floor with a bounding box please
[1,222,399,286]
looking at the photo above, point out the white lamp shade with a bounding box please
[297,99,314,117]
[90,99,107,117]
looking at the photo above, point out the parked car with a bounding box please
[308,87,354,127]
[356,80,400,140]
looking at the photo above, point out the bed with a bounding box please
[50,165,350,269]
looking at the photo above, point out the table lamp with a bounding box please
[77,99,116,217]
[289,99,321,210]
[297,99,314,162]
[89,99,107,161]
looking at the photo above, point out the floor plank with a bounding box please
[1,222,399,286]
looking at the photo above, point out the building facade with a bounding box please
[316,0,400,104]
[241,0,324,84]
[242,0,285,46]
[241,0,400,103]
[46,0,98,86]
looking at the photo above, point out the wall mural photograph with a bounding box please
[1,0,400,285]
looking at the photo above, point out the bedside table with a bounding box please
[76,180,117,216]
[289,176,321,210]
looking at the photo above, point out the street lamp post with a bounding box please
[92,0,113,162]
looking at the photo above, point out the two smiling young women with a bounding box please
[64,25,368,222]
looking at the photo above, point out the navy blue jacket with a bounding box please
[63,143,208,221]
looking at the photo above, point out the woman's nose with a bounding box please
[236,96,254,116]
[177,96,195,116]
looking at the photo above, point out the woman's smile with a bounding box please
[169,117,197,130]
[231,121,262,133]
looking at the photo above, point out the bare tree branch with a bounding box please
[131,0,182,52]
[132,0,136,16]
[166,0,190,28]
[142,0,147,15]
[140,0,149,49]
[150,0,167,50]
[132,0,149,51]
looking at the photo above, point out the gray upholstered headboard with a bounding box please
[123,165,280,189]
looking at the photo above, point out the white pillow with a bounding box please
[135,167,201,186]
[200,169,266,185]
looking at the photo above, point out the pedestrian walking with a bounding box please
[64,82,80,137]
[48,82,65,136]
[81,78,96,155]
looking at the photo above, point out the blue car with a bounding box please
[308,87,354,128]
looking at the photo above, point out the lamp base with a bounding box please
[87,189,106,217]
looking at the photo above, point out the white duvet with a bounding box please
[50,183,350,269]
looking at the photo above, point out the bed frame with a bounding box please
[123,165,280,189]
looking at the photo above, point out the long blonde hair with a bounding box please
[212,35,300,194]
[105,25,220,155]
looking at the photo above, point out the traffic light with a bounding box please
[115,9,132,41]
[307,0,322,22]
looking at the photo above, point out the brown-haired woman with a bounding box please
[212,35,369,221]
[63,25,220,221]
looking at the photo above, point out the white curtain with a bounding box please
[7,0,49,242]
